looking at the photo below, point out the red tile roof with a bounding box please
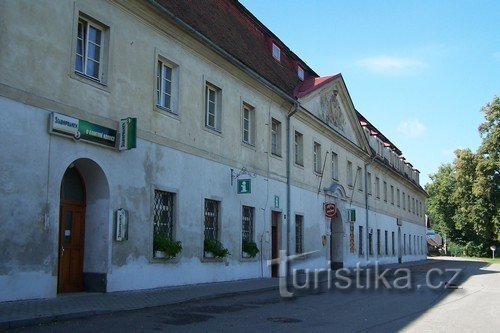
[293,74,341,98]
[154,0,317,96]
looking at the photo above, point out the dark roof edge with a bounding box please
[231,0,319,77]
[147,0,298,105]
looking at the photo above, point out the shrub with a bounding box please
[153,234,182,259]
[204,239,230,258]
[242,240,259,258]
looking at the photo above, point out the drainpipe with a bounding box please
[286,102,299,284]
[364,155,377,263]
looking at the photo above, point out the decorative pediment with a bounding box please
[320,90,346,132]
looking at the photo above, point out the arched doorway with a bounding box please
[330,211,344,269]
[58,158,110,293]
[58,166,86,293]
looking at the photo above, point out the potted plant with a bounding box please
[154,234,182,259]
[204,238,230,258]
[242,240,259,258]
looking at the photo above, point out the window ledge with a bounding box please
[241,141,256,151]
[294,162,304,169]
[151,256,181,264]
[201,257,225,263]
[70,71,110,93]
[270,153,283,160]
[203,126,223,138]
[154,105,180,120]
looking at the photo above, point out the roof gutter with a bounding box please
[147,0,298,106]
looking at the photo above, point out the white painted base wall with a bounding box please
[0,97,426,302]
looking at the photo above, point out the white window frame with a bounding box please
[242,103,255,145]
[75,16,107,82]
[205,83,222,132]
[347,160,353,186]
[272,43,281,62]
[242,205,254,243]
[357,167,363,191]
[331,151,338,180]
[313,142,322,174]
[271,118,282,156]
[367,172,372,195]
[294,131,303,166]
[156,58,179,114]
[297,65,304,80]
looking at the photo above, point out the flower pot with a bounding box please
[204,251,214,258]
[155,250,166,259]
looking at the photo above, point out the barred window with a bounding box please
[358,226,364,256]
[242,206,254,242]
[153,190,175,240]
[385,230,388,255]
[377,229,381,255]
[295,215,303,254]
[204,199,220,240]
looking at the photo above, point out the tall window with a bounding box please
[205,83,221,131]
[383,181,388,202]
[271,118,281,156]
[204,199,220,241]
[412,197,415,214]
[75,17,105,81]
[313,142,322,173]
[397,188,400,207]
[377,229,381,255]
[294,131,303,166]
[408,195,411,212]
[369,231,373,256]
[367,172,372,195]
[409,234,412,254]
[295,215,303,254]
[357,167,363,191]
[156,59,179,113]
[242,206,254,243]
[392,231,395,255]
[403,191,406,210]
[404,234,407,255]
[358,226,364,256]
[390,185,394,205]
[242,103,255,145]
[384,230,388,255]
[347,160,353,186]
[375,177,380,198]
[331,152,338,180]
[153,190,175,242]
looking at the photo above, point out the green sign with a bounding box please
[118,117,137,150]
[348,209,356,222]
[274,195,280,208]
[237,179,251,194]
[50,112,117,148]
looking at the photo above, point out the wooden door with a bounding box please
[58,203,85,293]
[271,212,280,277]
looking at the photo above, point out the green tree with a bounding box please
[426,96,500,256]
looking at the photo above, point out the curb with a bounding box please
[0,284,279,330]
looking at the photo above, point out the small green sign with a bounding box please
[348,209,356,222]
[274,195,280,208]
[237,179,251,194]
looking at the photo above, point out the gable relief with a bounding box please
[320,90,346,132]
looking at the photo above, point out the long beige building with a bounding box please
[0,0,427,302]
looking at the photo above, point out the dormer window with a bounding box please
[272,43,281,62]
[297,65,304,80]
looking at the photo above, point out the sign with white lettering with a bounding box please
[49,112,117,148]
[115,208,128,241]
[118,117,137,150]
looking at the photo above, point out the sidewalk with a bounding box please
[0,259,431,330]
[0,278,278,329]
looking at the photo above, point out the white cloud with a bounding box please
[397,119,426,138]
[358,55,426,76]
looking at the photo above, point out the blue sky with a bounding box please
[240,0,500,185]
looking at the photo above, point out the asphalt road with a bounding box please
[8,258,500,333]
